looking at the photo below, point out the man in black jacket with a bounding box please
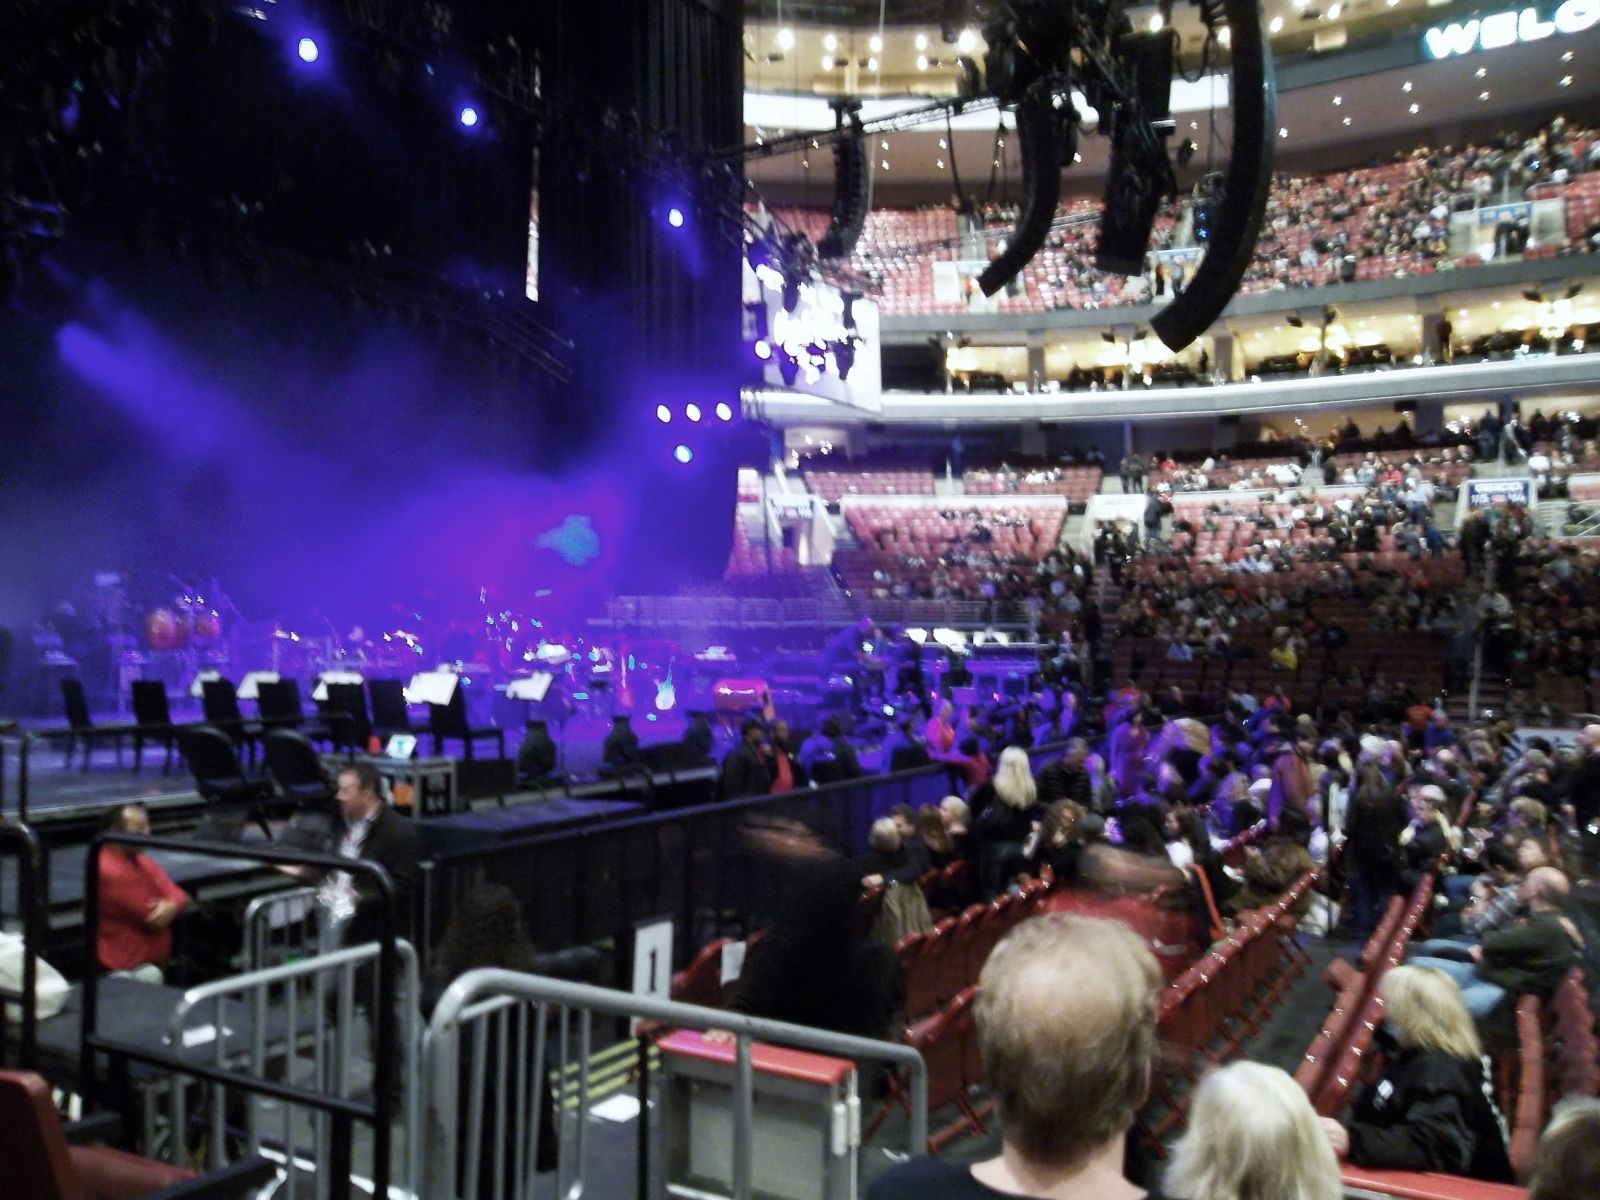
[1036,739,1093,808]
[719,718,772,799]
[330,761,421,946]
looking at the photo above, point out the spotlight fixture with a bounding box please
[656,404,671,422]
[667,207,685,228]
[297,37,320,63]
[459,106,480,128]
[754,339,773,360]
[685,403,703,422]
[715,402,734,421]
[673,445,694,464]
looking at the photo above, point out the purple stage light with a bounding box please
[673,444,693,464]
[753,340,772,360]
[667,207,685,228]
[655,404,671,423]
[715,402,733,421]
[684,403,702,422]
[459,106,480,128]
[297,37,320,63]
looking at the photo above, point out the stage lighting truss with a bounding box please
[729,0,1276,354]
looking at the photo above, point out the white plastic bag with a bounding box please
[0,930,71,1021]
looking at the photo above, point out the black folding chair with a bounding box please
[201,679,264,768]
[262,728,335,809]
[257,679,334,745]
[367,679,415,740]
[176,725,274,837]
[130,680,183,775]
[57,679,135,771]
[428,688,504,759]
[321,682,371,753]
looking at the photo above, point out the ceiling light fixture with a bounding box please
[1480,90,1490,100]
[1475,66,1487,77]
[821,55,833,69]
[917,54,929,70]
[1279,127,1289,138]
[866,56,878,71]
[916,33,929,50]
[869,34,882,52]
[777,27,795,50]
[1333,95,1342,105]
[1270,15,1284,31]
[1402,80,1413,91]
[824,33,837,52]
[1409,102,1420,113]
[1342,116,1352,125]
[1150,13,1164,31]
[1326,2,1341,17]
[958,28,977,52]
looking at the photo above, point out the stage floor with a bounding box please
[1,707,725,824]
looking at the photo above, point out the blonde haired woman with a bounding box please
[973,747,1040,897]
[1321,965,1513,1182]
[1166,1061,1341,1200]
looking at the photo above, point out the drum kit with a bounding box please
[143,592,224,652]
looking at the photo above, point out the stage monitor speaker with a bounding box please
[1150,0,1276,352]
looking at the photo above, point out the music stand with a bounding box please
[405,670,460,706]
[312,669,364,703]
[236,670,281,702]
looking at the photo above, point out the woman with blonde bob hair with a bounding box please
[1321,965,1513,1182]
[1166,1061,1341,1200]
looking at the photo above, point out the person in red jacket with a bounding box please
[97,804,187,981]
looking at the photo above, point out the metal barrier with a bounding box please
[83,833,405,1200]
[424,967,929,1200]
[164,939,423,1200]
[424,741,1069,965]
[0,819,44,1068]
[242,885,323,971]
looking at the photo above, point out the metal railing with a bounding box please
[424,967,929,1200]
[164,940,423,1200]
[242,886,323,971]
[83,834,405,1200]
[597,594,1036,631]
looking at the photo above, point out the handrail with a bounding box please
[0,820,44,1068]
[162,939,422,1196]
[424,966,930,1200]
[83,833,401,1200]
